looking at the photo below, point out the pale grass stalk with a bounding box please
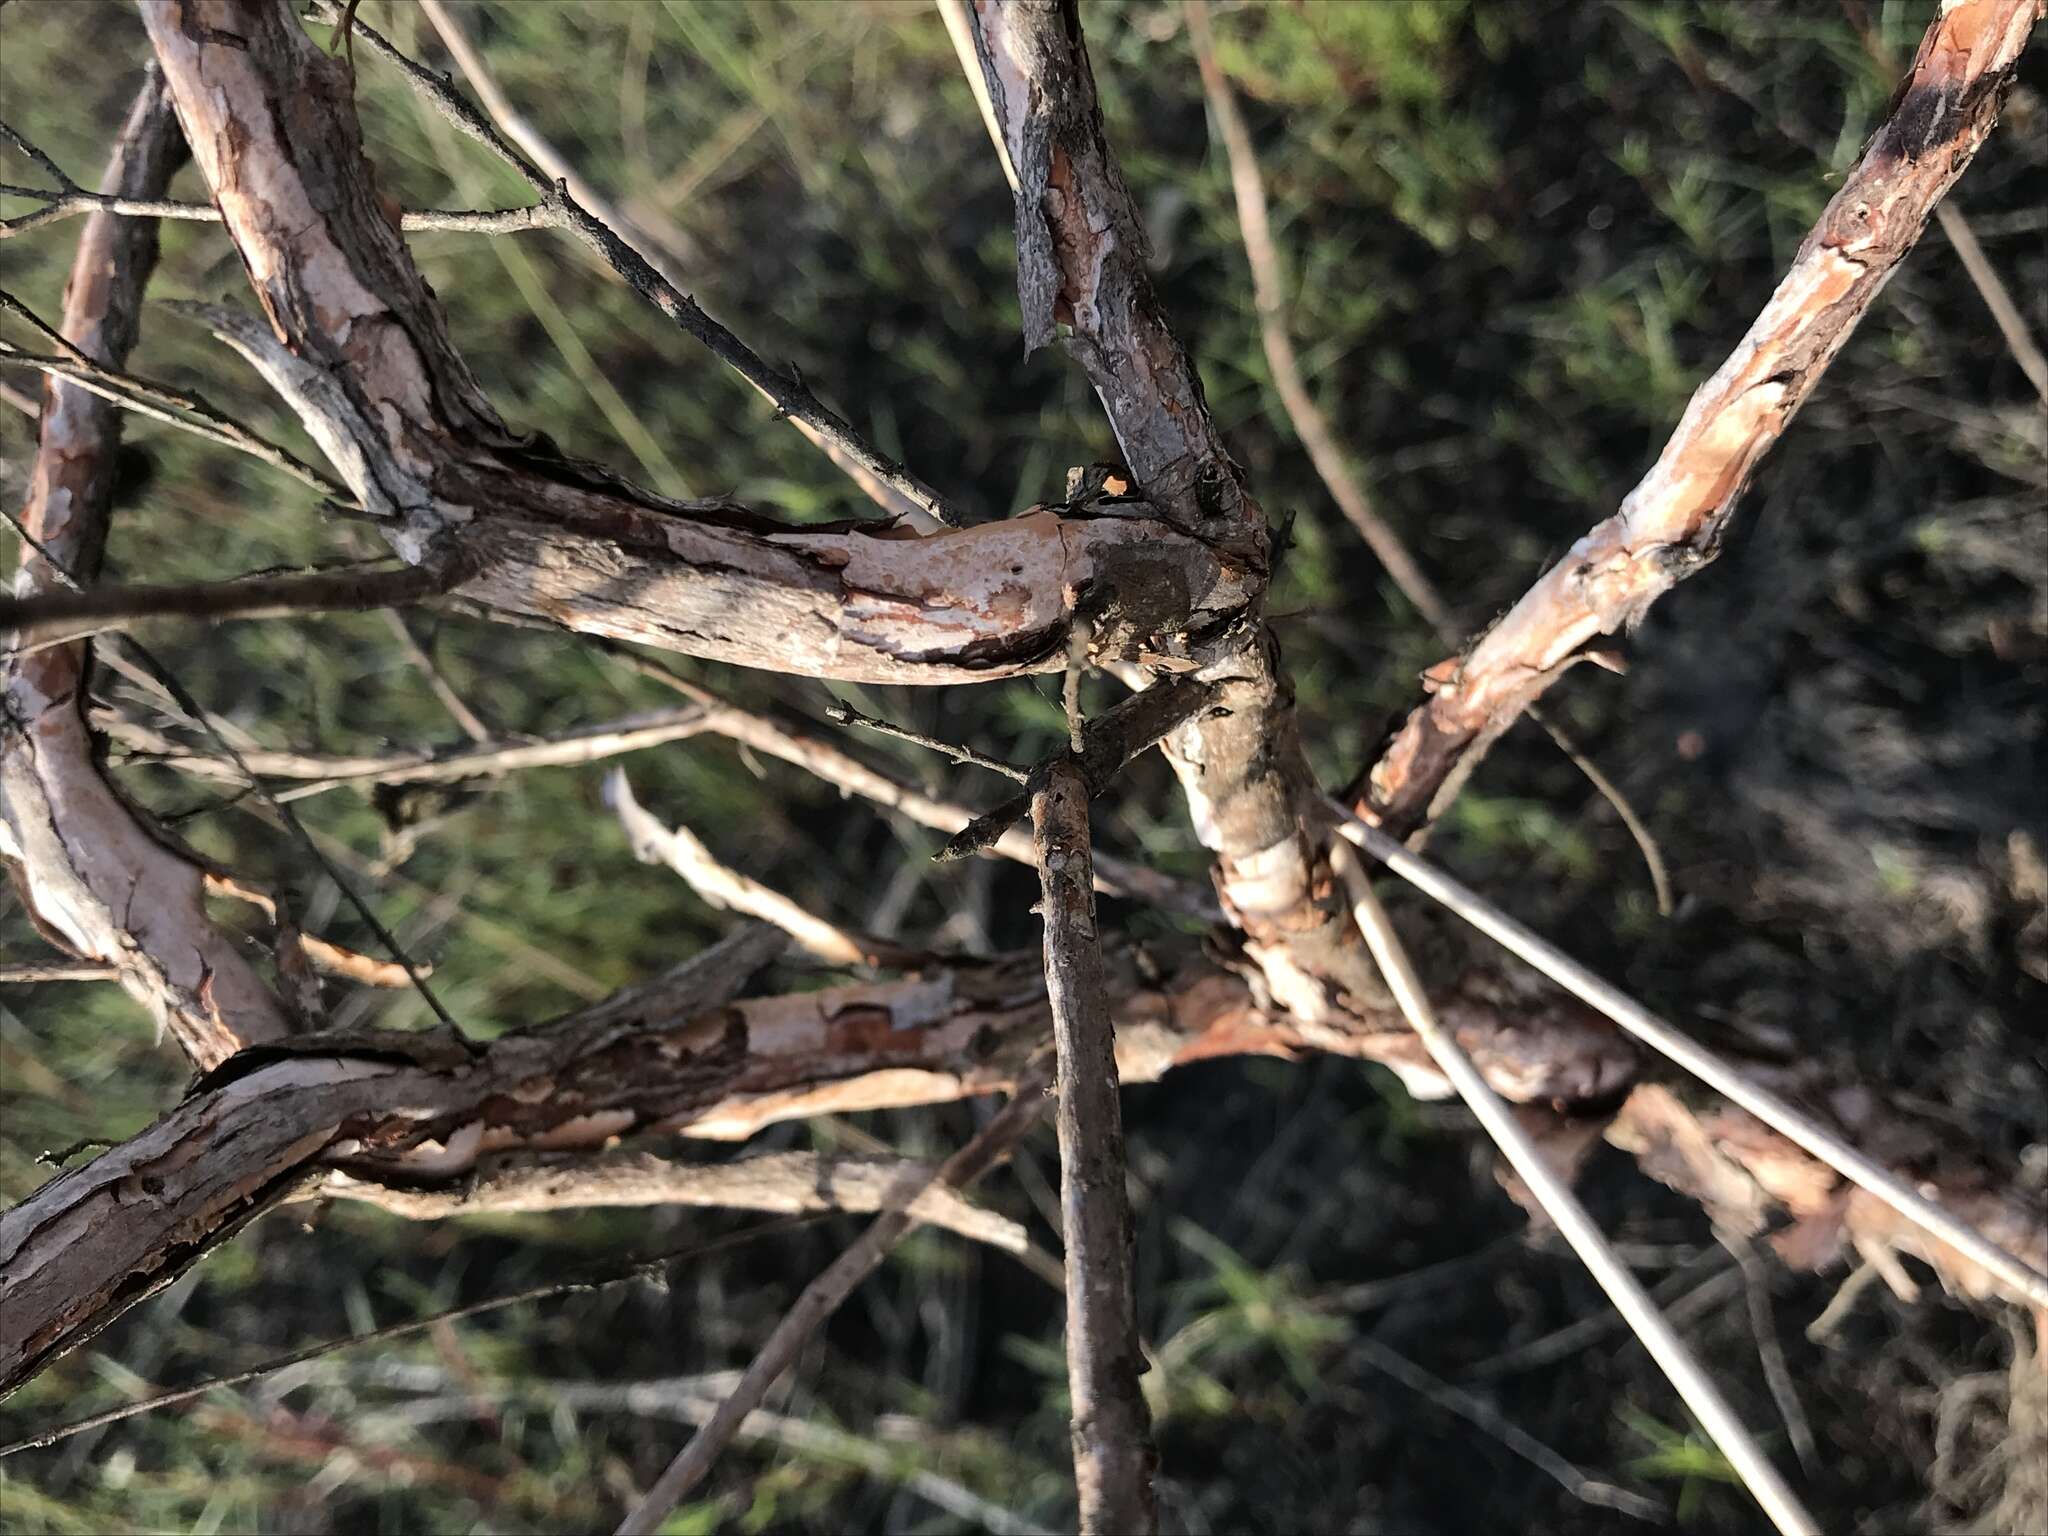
[1329,837,1819,1536]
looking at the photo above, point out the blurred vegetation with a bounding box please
[2,1,2043,1532]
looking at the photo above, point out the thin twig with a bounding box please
[322,0,954,531]
[0,557,459,654]
[1328,837,1818,1536]
[823,699,1030,783]
[593,640,1219,919]
[933,0,1018,193]
[0,962,117,983]
[605,768,919,969]
[381,607,492,742]
[1934,200,2048,406]
[1330,804,2048,1312]
[0,288,344,496]
[614,1086,1046,1535]
[1723,1229,1820,1475]
[101,703,710,803]
[1343,1338,1667,1522]
[0,181,562,239]
[113,631,466,1040]
[0,1218,820,1460]
[1033,757,1159,1534]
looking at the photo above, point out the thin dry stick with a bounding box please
[614,1087,1046,1536]
[0,289,344,496]
[934,0,1018,193]
[1182,0,1672,914]
[385,0,949,531]
[824,699,1030,782]
[595,641,1217,918]
[103,704,711,803]
[1723,1229,1820,1475]
[0,1218,820,1460]
[1343,1338,1666,1523]
[1328,838,1818,1536]
[0,559,460,654]
[1033,757,1159,1535]
[1329,805,2048,1311]
[1934,200,2048,405]
[605,767,916,969]
[381,608,492,743]
[0,186,556,239]
[0,963,117,983]
[328,1148,1027,1251]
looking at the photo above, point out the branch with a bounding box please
[0,917,1634,1400]
[614,1086,1046,1535]
[598,644,1218,919]
[962,0,1394,1039]
[324,1147,1027,1252]
[0,557,457,653]
[1357,0,2043,840]
[324,0,953,532]
[1033,759,1157,1533]
[0,66,289,1070]
[605,767,921,969]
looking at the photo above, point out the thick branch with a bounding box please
[1033,760,1157,1533]
[0,925,1631,1399]
[0,66,288,1070]
[1358,0,2042,839]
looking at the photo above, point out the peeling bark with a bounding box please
[0,68,290,1070]
[137,2,1253,686]
[1358,0,2043,839]
[0,933,1628,1399]
[967,0,1395,1035]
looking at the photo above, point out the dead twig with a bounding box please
[594,641,1218,919]
[824,699,1030,783]
[613,1085,1047,1535]
[606,767,921,969]
[0,288,345,497]
[1033,756,1159,1534]
[0,1218,820,1460]
[1,556,461,654]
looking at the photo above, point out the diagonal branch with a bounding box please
[1357,0,2043,839]
[323,0,954,532]
[1033,757,1158,1533]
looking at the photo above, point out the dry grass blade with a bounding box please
[1328,837,1819,1536]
